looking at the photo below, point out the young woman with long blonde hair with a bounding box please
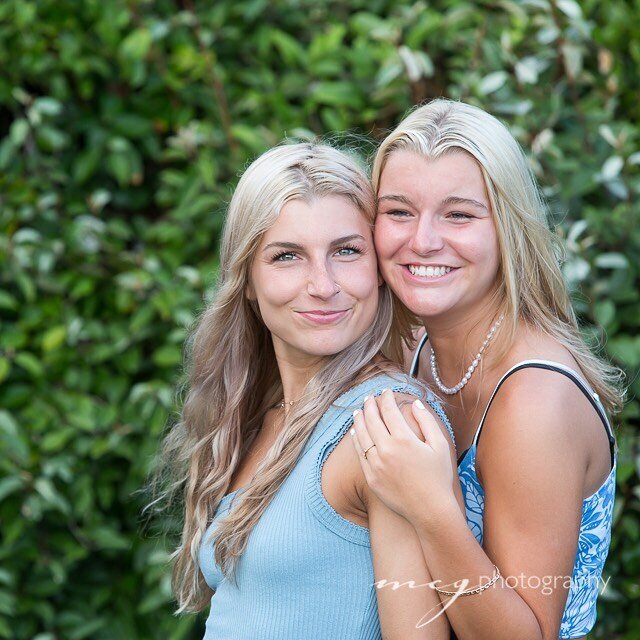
[152,142,459,639]
[352,100,622,640]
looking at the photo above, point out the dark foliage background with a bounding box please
[1,0,638,638]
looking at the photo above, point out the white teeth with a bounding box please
[408,265,452,278]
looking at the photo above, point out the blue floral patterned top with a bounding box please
[411,343,617,639]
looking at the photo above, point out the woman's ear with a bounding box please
[245,282,256,301]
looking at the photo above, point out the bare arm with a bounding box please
[366,489,450,639]
[353,393,452,639]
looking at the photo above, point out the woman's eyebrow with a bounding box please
[441,195,488,211]
[262,234,365,253]
[262,241,303,253]
[329,234,366,247]
[377,194,413,205]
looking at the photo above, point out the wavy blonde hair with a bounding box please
[372,99,623,414]
[148,142,413,613]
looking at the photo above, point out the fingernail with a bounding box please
[414,399,426,410]
[350,428,355,436]
[364,395,370,402]
[353,410,359,418]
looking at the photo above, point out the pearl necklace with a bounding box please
[430,315,504,395]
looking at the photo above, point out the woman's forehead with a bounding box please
[260,196,372,244]
[378,150,488,207]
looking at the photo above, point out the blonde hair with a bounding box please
[372,99,623,413]
[148,142,412,613]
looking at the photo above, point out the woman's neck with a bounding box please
[422,304,504,379]
[273,351,325,406]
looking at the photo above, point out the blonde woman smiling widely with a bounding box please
[352,100,621,640]
[152,143,459,639]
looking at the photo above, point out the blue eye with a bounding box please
[449,212,474,220]
[272,251,297,262]
[335,245,362,257]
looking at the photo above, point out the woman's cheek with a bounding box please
[256,268,303,306]
[373,219,393,259]
[374,220,405,271]
[339,259,380,298]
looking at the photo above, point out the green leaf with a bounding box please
[14,352,44,378]
[593,300,615,327]
[557,0,583,20]
[68,619,107,640]
[120,28,153,61]
[608,337,640,368]
[88,526,132,551]
[0,291,18,311]
[0,476,26,502]
[601,156,624,181]
[106,153,132,187]
[33,97,63,117]
[595,253,629,269]
[0,410,29,464]
[479,71,508,95]
[36,125,69,151]
[152,344,182,367]
[0,358,10,384]
[9,119,29,146]
[34,478,71,515]
[271,30,306,66]
[310,82,362,108]
[41,326,67,352]
[40,428,76,453]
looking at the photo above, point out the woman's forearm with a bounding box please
[412,499,544,640]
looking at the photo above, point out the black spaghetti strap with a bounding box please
[409,332,429,378]
[475,361,615,469]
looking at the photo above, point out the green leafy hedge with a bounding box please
[1,1,638,638]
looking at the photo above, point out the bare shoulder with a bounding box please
[509,322,581,370]
[495,324,594,422]
[477,353,593,484]
[486,366,587,436]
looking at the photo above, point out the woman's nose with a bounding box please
[409,216,445,255]
[306,263,340,299]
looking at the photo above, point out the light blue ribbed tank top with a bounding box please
[197,371,452,640]
[411,336,617,639]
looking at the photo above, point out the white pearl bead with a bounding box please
[430,315,503,396]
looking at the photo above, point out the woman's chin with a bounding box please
[394,292,455,321]
[283,337,362,360]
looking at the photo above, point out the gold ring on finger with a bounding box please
[363,444,376,460]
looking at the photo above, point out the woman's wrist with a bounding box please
[411,493,464,534]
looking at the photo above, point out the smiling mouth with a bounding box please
[406,265,454,278]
